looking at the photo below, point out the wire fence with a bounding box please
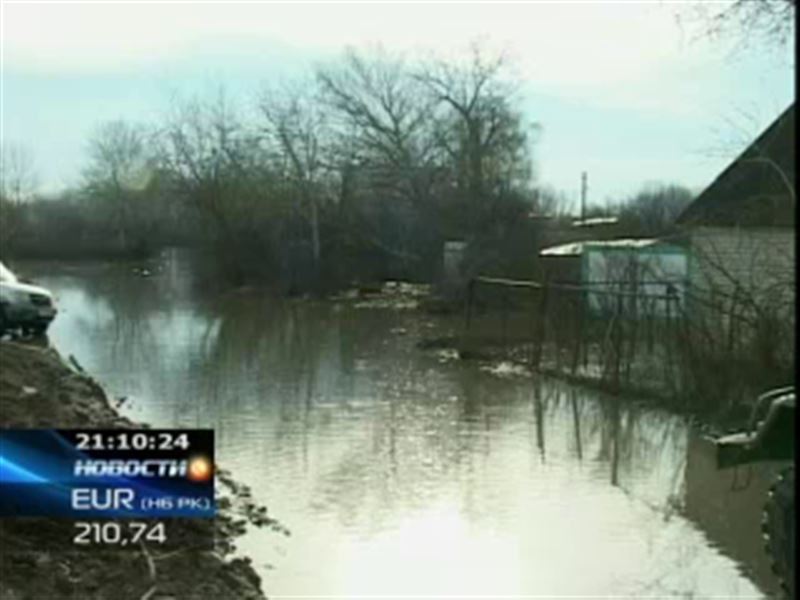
[463,275,794,409]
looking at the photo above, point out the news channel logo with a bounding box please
[0,429,215,518]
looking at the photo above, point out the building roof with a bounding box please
[540,238,664,257]
[677,103,795,228]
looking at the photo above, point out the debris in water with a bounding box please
[481,361,531,378]
[436,348,459,363]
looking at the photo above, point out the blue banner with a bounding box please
[0,429,215,518]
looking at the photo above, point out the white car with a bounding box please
[0,261,57,335]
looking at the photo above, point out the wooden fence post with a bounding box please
[612,292,623,394]
[532,280,550,369]
[465,278,475,332]
[571,290,584,375]
[664,290,674,398]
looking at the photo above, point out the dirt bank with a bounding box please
[0,340,281,600]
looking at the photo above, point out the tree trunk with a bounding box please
[310,199,321,266]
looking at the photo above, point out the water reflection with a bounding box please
[23,251,777,597]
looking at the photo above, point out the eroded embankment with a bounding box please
[0,340,280,600]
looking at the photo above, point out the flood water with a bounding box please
[18,251,785,598]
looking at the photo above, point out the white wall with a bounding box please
[687,226,795,361]
[689,226,795,313]
[584,246,688,317]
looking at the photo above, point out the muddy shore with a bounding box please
[0,340,280,600]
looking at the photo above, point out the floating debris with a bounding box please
[436,348,459,363]
[335,280,431,310]
[481,361,531,378]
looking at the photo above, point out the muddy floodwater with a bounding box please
[20,252,785,598]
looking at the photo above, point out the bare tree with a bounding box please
[679,228,794,407]
[618,183,694,236]
[316,47,443,265]
[316,47,439,207]
[1,142,38,204]
[533,185,573,218]
[83,120,154,250]
[679,0,796,53]
[84,121,149,190]
[157,90,260,227]
[713,0,795,48]
[155,88,285,282]
[417,43,535,231]
[0,143,39,248]
[259,82,328,269]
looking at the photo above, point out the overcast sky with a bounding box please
[1,1,795,209]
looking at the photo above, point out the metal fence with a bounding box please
[463,275,792,408]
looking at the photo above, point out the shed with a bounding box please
[540,238,688,316]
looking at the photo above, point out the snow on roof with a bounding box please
[540,242,585,256]
[539,238,659,256]
[572,216,619,227]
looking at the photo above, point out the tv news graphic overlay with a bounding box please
[0,429,215,518]
[73,520,168,547]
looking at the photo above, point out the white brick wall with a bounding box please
[687,226,795,360]
[690,226,794,305]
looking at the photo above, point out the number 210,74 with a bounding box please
[73,521,167,545]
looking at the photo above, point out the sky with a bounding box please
[0,1,795,210]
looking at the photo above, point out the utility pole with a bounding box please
[580,171,588,221]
